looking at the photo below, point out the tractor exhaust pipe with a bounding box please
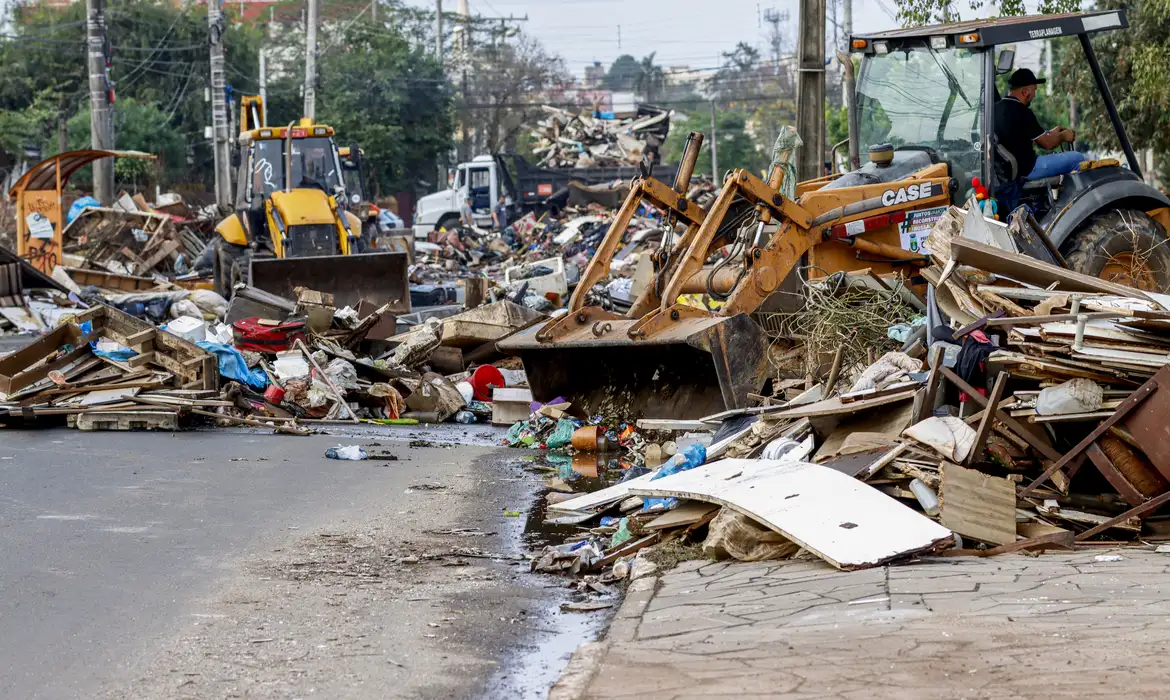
[673,131,704,193]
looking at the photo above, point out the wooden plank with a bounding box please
[966,372,1007,466]
[1073,489,1170,541]
[751,389,918,421]
[644,502,720,531]
[628,458,954,570]
[939,462,1016,546]
[126,352,156,369]
[917,345,943,422]
[78,386,141,407]
[636,419,710,431]
[950,238,1151,300]
[1019,371,1163,497]
[940,366,1062,463]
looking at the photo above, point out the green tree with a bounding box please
[634,53,666,104]
[1060,0,1169,158]
[316,25,453,194]
[66,99,187,190]
[603,54,641,91]
[662,111,765,177]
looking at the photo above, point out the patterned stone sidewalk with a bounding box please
[552,549,1170,699]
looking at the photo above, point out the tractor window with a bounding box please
[288,137,341,193]
[253,140,284,198]
[856,45,983,172]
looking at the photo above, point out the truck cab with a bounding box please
[413,155,503,239]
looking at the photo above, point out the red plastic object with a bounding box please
[264,384,286,404]
[232,317,306,353]
[470,364,506,401]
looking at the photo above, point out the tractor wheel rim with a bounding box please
[1100,252,1159,291]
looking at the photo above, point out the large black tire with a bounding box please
[436,213,461,231]
[1062,209,1170,292]
[212,239,251,300]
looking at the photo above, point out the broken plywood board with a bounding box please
[439,300,545,348]
[950,238,1152,301]
[547,471,657,514]
[939,462,1016,546]
[644,502,721,531]
[628,459,953,570]
[754,388,918,422]
[78,386,141,407]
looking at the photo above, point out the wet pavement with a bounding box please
[0,426,617,699]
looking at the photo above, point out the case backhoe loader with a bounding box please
[211,96,409,312]
[502,10,1170,420]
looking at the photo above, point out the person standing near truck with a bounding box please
[492,194,510,231]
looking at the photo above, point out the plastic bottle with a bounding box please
[909,478,940,516]
[454,410,476,424]
[325,445,369,461]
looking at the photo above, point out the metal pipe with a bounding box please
[1080,34,1141,177]
[673,131,704,193]
[847,235,930,263]
[681,266,739,295]
[1073,313,1088,351]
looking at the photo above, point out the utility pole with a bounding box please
[709,101,718,179]
[208,0,232,206]
[86,0,113,204]
[259,49,267,112]
[842,0,852,104]
[304,0,318,119]
[435,0,443,61]
[796,0,826,181]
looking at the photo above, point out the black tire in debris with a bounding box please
[1062,208,1170,291]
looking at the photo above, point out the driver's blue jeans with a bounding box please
[1026,151,1085,180]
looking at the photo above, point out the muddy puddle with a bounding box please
[518,450,650,549]
[484,449,649,698]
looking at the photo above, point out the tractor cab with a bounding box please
[848,11,1170,289]
[231,120,355,258]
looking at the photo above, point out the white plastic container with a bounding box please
[166,315,207,344]
[503,256,568,299]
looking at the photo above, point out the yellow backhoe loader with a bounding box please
[502,11,1170,419]
[211,96,409,312]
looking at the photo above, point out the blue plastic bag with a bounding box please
[643,443,707,512]
[67,196,100,224]
[196,341,267,390]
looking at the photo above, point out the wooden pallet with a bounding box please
[72,410,179,432]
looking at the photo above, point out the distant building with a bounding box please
[583,62,605,89]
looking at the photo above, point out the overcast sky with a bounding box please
[408,0,904,80]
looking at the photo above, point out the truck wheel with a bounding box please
[212,239,251,299]
[436,214,461,231]
[1062,209,1170,291]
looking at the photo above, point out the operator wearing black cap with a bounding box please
[995,68,1083,181]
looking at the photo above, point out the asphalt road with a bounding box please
[0,427,573,699]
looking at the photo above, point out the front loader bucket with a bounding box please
[498,313,768,420]
[249,252,411,313]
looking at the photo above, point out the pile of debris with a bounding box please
[529,105,670,169]
[0,278,546,432]
[512,203,1170,582]
[60,192,212,279]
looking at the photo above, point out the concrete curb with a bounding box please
[547,574,660,700]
